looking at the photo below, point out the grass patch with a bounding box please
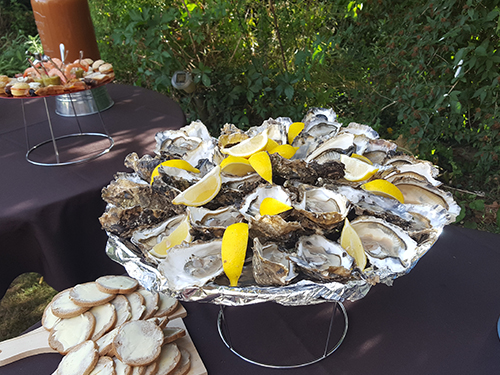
[0,273,57,341]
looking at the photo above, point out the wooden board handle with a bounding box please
[0,326,56,367]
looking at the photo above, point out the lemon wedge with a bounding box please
[221,223,249,286]
[351,153,374,165]
[339,154,379,181]
[361,179,405,203]
[340,218,367,271]
[150,159,200,184]
[248,151,273,184]
[220,130,268,158]
[220,156,255,176]
[259,197,293,216]
[288,122,305,144]
[149,216,192,258]
[265,138,280,152]
[172,165,222,206]
[269,144,299,159]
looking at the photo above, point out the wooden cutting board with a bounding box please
[0,304,207,375]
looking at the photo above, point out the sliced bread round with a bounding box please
[42,302,61,331]
[125,292,146,321]
[113,320,164,366]
[154,293,178,318]
[88,356,115,375]
[136,288,159,319]
[113,357,132,375]
[51,289,89,319]
[95,275,139,294]
[155,343,181,375]
[54,340,98,375]
[49,311,96,355]
[89,302,117,341]
[170,348,191,375]
[69,282,115,307]
[111,294,132,327]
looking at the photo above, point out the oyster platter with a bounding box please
[100,108,460,306]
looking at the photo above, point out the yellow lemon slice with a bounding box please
[172,165,222,206]
[288,122,305,144]
[149,216,192,258]
[361,179,405,203]
[220,156,255,176]
[259,197,293,216]
[269,144,299,159]
[150,159,200,184]
[339,154,379,182]
[351,153,374,165]
[340,218,367,271]
[265,138,280,152]
[220,130,268,158]
[221,223,249,286]
[248,151,273,184]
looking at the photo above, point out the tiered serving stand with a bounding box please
[3,85,114,166]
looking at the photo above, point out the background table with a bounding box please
[1,225,500,374]
[0,84,186,298]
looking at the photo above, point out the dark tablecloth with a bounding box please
[0,84,186,297]
[2,225,500,374]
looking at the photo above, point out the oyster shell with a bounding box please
[350,216,417,273]
[158,239,224,290]
[290,234,353,280]
[252,238,298,286]
[188,206,243,240]
[294,185,350,228]
[305,133,355,164]
[130,214,190,252]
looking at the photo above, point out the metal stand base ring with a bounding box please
[26,132,114,166]
[217,301,348,369]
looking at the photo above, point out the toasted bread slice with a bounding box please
[70,282,115,308]
[51,289,89,319]
[148,316,169,329]
[136,288,159,319]
[155,343,181,375]
[96,275,139,295]
[49,312,96,355]
[162,327,186,345]
[125,292,146,321]
[111,294,132,327]
[131,366,146,375]
[55,340,98,375]
[95,327,119,357]
[143,361,158,375]
[113,357,132,375]
[170,348,191,375]
[42,302,61,331]
[90,303,117,341]
[154,293,178,318]
[113,320,164,366]
[88,356,115,375]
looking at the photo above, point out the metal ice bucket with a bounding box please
[55,85,114,117]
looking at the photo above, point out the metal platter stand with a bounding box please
[217,301,348,368]
[21,86,114,167]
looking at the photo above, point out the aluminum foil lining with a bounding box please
[106,227,440,306]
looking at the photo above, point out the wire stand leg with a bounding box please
[43,96,60,164]
[217,302,348,369]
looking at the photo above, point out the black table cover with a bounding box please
[0,84,186,297]
[2,225,500,374]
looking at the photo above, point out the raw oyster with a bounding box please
[100,173,185,237]
[246,118,290,145]
[290,234,354,280]
[305,133,356,164]
[188,206,243,240]
[252,238,298,286]
[158,239,224,290]
[390,177,460,220]
[362,139,398,164]
[294,185,350,228]
[350,216,417,273]
[302,107,340,136]
[130,214,190,252]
